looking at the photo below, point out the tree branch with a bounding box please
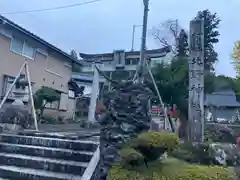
[150,19,181,54]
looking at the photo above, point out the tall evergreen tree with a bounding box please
[70,49,78,60]
[197,9,220,71]
[176,29,189,57]
[70,50,82,72]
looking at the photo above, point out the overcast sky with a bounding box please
[0,0,238,77]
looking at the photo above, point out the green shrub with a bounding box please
[137,131,180,151]
[204,124,236,143]
[129,132,179,161]
[170,142,218,165]
[120,148,144,168]
[234,166,240,179]
[42,115,58,124]
[108,158,236,180]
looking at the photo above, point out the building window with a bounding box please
[44,99,60,109]
[72,63,82,73]
[125,58,139,65]
[59,93,68,111]
[68,90,75,98]
[125,59,131,65]
[10,37,35,59]
[132,58,139,65]
[10,37,23,54]
[23,42,35,58]
[118,55,121,64]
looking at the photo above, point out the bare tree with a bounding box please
[150,19,181,54]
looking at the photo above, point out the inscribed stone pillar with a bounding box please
[188,18,205,142]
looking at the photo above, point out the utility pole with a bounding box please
[131,25,136,51]
[133,0,149,81]
[131,24,142,51]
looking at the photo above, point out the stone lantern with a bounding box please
[12,74,29,106]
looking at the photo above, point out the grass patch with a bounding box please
[108,158,236,180]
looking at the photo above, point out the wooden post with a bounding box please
[0,62,26,108]
[188,18,205,142]
[146,63,172,132]
[25,61,38,131]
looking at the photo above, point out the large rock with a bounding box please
[172,141,240,166]
[96,81,152,180]
[0,104,35,131]
[210,143,240,166]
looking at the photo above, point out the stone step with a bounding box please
[0,152,88,175]
[0,165,82,180]
[0,134,98,151]
[0,142,94,162]
[17,131,100,141]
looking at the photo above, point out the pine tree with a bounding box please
[176,29,188,57]
[70,49,78,60]
[197,9,220,71]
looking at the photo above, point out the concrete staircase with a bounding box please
[0,132,99,180]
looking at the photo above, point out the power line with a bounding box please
[2,0,103,15]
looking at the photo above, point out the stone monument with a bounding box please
[188,18,205,142]
[12,74,28,105]
[0,74,34,131]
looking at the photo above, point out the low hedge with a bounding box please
[108,158,236,180]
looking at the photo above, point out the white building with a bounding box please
[79,47,170,82]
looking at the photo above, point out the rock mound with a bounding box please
[0,104,34,131]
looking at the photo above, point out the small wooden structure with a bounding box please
[205,90,240,122]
